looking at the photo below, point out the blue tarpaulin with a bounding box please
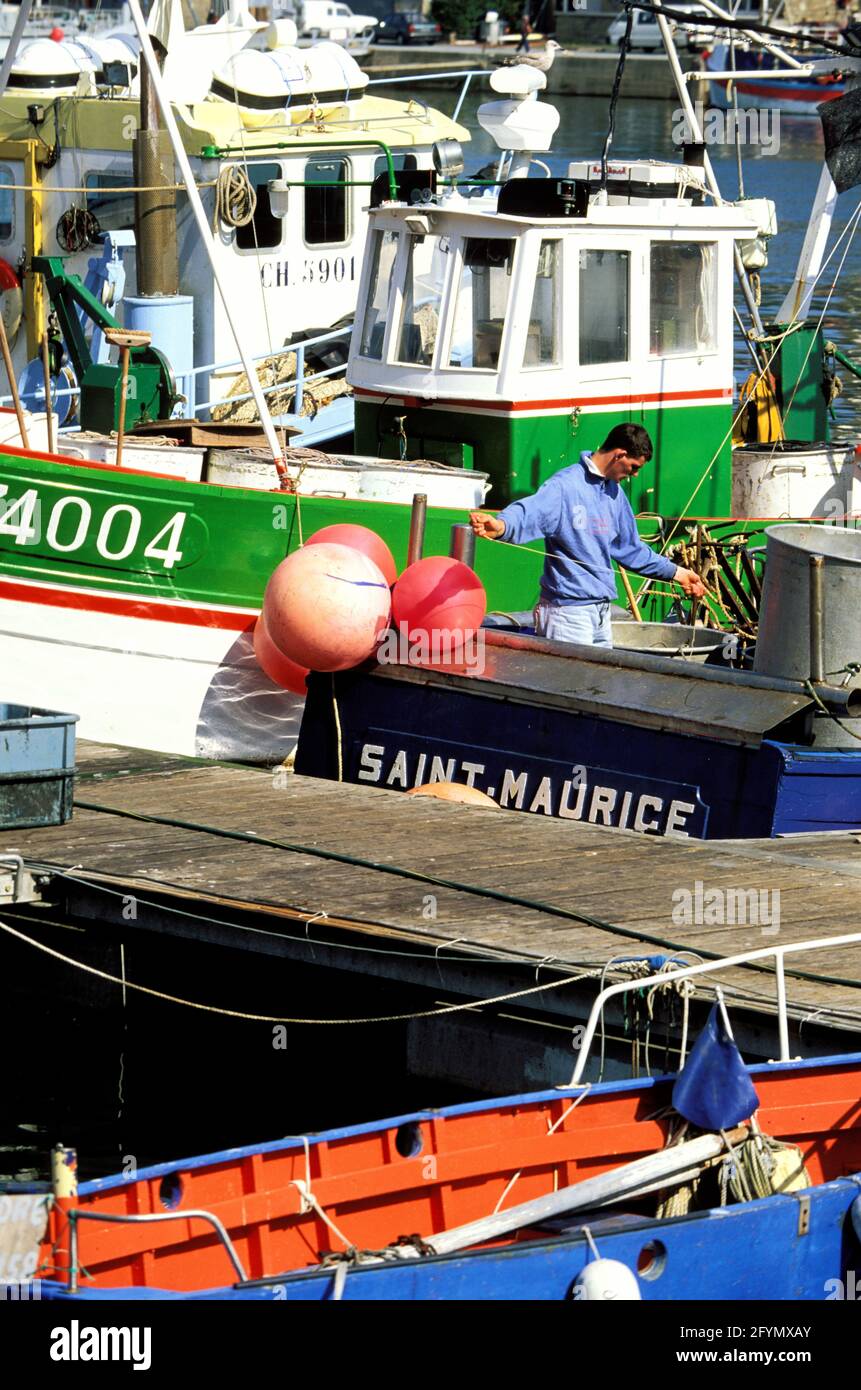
[672,1004,760,1130]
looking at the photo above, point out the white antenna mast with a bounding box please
[127,0,289,482]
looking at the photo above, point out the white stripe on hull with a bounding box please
[0,599,303,761]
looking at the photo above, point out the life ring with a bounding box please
[0,259,23,348]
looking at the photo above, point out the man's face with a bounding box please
[604,449,648,483]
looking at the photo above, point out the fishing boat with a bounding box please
[0,0,470,441]
[705,40,860,114]
[9,942,861,1300]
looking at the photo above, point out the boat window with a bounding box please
[374,154,417,180]
[0,167,13,241]
[650,242,717,356]
[305,158,349,246]
[579,249,629,365]
[359,228,400,358]
[524,239,561,368]
[395,234,449,366]
[235,162,282,252]
[85,173,135,233]
[448,237,515,371]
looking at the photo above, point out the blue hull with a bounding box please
[296,659,861,839]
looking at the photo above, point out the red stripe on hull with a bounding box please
[354,387,733,411]
[0,576,256,631]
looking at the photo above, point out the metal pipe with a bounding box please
[449,523,476,569]
[483,628,861,717]
[41,336,54,453]
[809,553,825,684]
[775,952,791,1062]
[115,345,130,469]
[408,493,427,567]
[68,1207,248,1285]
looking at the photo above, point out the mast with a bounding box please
[126,0,288,476]
[650,0,766,340]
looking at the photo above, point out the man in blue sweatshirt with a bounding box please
[469,423,705,647]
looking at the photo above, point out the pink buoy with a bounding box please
[252,612,309,695]
[264,542,391,672]
[306,524,397,588]
[391,556,487,651]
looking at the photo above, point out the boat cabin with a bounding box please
[349,161,762,517]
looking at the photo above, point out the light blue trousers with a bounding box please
[534,599,613,648]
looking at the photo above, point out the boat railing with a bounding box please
[365,68,491,124]
[0,323,353,435]
[65,1207,248,1293]
[566,930,861,1089]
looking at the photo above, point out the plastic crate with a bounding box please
[0,704,79,831]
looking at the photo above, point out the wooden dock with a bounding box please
[4,740,861,1080]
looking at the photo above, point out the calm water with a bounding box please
[445,89,861,440]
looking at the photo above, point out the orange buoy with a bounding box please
[264,542,391,672]
[306,524,397,588]
[392,556,487,650]
[252,612,309,695]
[408,782,500,808]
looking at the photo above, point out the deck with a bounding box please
[4,741,861,1075]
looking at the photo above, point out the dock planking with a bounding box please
[5,740,861,1034]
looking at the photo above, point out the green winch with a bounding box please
[33,255,177,434]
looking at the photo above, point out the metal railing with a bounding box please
[565,930,861,1089]
[66,1207,248,1293]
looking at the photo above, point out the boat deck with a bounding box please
[5,741,861,1058]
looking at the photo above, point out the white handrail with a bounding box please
[565,930,861,1088]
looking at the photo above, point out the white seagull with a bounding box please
[498,39,563,72]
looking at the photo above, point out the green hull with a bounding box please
[0,452,545,613]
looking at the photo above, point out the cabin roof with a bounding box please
[0,93,468,157]
[371,197,761,237]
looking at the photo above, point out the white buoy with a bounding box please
[572,1258,642,1301]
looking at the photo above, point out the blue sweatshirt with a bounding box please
[496,452,677,605]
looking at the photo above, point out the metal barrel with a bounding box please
[754,524,861,745]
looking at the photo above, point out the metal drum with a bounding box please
[755,523,861,746]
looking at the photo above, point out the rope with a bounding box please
[213,165,256,231]
[0,915,595,1026]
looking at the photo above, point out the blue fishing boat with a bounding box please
[9,942,861,1300]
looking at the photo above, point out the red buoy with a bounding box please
[391,556,487,651]
[264,543,391,672]
[252,612,309,695]
[49,26,64,40]
[306,524,397,588]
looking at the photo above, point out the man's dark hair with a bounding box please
[600,423,653,462]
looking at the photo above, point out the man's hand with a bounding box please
[674,565,707,599]
[470,510,505,540]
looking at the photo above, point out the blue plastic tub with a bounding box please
[0,703,78,830]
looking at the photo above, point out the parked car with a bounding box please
[298,1,378,41]
[606,5,710,51]
[374,12,443,43]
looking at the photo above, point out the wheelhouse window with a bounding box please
[235,162,282,251]
[374,154,417,180]
[0,167,13,241]
[524,239,561,368]
[85,173,135,232]
[650,242,717,356]
[395,234,448,366]
[359,228,399,359]
[579,249,629,366]
[305,157,349,246]
[448,237,515,371]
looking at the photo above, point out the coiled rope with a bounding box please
[213,165,256,231]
